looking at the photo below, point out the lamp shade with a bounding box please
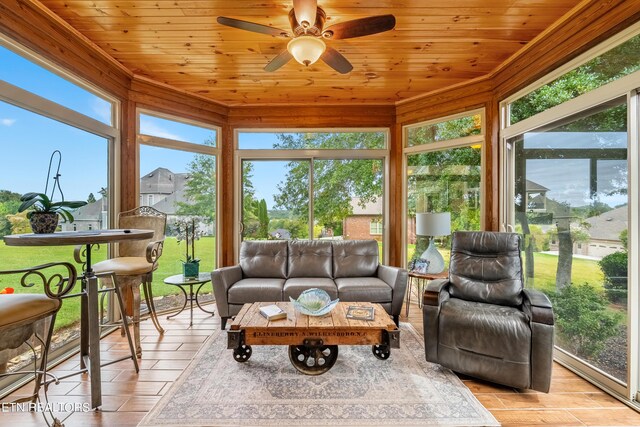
[416,212,451,237]
[287,36,326,66]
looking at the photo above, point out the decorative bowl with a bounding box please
[289,288,339,317]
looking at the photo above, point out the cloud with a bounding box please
[90,98,112,124]
[139,118,184,141]
[1,118,16,126]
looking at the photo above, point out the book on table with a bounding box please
[346,305,375,321]
[259,304,287,321]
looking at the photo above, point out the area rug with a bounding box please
[139,324,499,426]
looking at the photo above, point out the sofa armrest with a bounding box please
[211,265,242,318]
[377,264,408,317]
[523,289,554,325]
[423,279,450,307]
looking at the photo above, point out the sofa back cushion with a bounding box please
[239,241,288,278]
[449,231,524,306]
[332,240,379,278]
[288,241,333,278]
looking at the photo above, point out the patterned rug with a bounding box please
[139,324,499,426]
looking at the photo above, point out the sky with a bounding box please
[0,44,630,213]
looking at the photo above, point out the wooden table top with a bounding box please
[230,302,396,332]
[408,270,449,280]
[3,229,154,246]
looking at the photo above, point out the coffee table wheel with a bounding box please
[288,344,338,375]
[372,344,391,360]
[233,344,252,362]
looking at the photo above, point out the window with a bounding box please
[501,27,640,401]
[237,131,388,261]
[404,110,484,267]
[508,32,640,125]
[0,44,114,125]
[239,130,386,150]
[406,113,481,147]
[0,40,115,396]
[370,219,383,235]
[138,111,219,313]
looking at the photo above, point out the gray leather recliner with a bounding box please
[423,231,554,392]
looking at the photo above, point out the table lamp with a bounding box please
[415,212,451,273]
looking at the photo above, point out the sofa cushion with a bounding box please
[227,278,285,304]
[332,240,379,278]
[239,241,288,278]
[449,231,524,307]
[283,278,338,300]
[288,241,333,278]
[438,297,531,388]
[335,277,391,302]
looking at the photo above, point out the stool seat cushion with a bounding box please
[0,294,60,330]
[93,257,156,276]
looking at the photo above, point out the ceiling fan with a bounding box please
[217,0,395,74]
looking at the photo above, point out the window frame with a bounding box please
[234,128,390,264]
[401,108,486,268]
[136,108,221,269]
[499,29,640,403]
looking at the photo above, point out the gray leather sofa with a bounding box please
[423,231,554,392]
[212,240,407,329]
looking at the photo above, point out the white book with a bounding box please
[259,304,287,321]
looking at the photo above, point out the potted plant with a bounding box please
[176,218,201,279]
[18,192,87,234]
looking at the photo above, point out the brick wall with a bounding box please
[343,215,382,241]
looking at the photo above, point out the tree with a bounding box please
[257,199,269,238]
[273,133,384,231]
[177,149,216,223]
[87,193,96,203]
[0,190,21,237]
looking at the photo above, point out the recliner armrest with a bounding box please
[423,279,450,307]
[523,289,554,325]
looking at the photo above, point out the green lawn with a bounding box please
[407,244,604,292]
[0,236,216,331]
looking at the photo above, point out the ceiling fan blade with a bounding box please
[321,47,353,74]
[217,16,290,38]
[293,0,317,27]
[323,15,396,40]
[264,50,293,72]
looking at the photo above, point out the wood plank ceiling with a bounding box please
[39,0,582,106]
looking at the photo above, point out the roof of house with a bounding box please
[70,198,104,220]
[585,205,628,242]
[350,197,383,216]
[140,167,188,195]
[526,180,549,193]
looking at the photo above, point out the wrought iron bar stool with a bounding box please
[0,262,77,426]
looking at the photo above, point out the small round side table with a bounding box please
[405,271,448,316]
[164,273,215,327]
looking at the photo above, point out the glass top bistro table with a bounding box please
[3,229,154,409]
[163,273,215,327]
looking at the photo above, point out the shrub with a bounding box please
[550,283,623,358]
[599,251,628,304]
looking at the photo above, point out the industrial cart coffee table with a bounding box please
[227,301,400,375]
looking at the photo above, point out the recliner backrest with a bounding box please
[448,231,524,306]
[240,240,288,278]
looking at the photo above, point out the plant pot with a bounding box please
[182,261,200,279]
[29,212,59,234]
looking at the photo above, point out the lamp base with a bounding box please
[420,238,445,274]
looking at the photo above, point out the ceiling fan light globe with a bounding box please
[287,36,326,67]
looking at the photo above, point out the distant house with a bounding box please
[526,180,550,212]
[64,167,214,235]
[581,205,627,258]
[343,197,383,241]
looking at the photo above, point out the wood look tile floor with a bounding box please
[3,298,640,426]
